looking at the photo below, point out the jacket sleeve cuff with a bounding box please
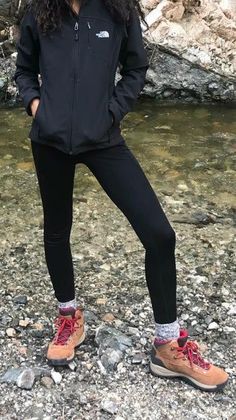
[24,91,40,116]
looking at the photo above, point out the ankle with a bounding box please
[57,297,77,312]
[154,318,180,344]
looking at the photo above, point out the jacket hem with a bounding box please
[28,125,125,155]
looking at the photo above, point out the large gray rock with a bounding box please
[143,44,236,102]
[95,324,132,371]
[141,0,236,102]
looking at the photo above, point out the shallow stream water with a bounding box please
[1,99,235,209]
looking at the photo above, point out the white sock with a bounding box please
[155,318,180,342]
[58,298,77,310]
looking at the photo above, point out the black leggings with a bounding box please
[31,140,177,324]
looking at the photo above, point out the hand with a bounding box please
[31,98,40,119]
[109,110,115,126]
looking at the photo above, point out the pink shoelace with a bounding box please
[52,315,81,345]
[173,340,211,370]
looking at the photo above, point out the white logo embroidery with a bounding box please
[96,30,109,38]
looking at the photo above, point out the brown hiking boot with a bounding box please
[150,328,229,392]
[46,306,86,366]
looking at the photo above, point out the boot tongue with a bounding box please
[59,306,76,318]
[177,328,189,347]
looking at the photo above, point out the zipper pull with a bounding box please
[74,21,79,40]
[87,21,91,47]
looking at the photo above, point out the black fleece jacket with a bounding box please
[14,0,149,155]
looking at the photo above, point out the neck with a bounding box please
[71,0,80,15]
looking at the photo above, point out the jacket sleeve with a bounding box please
[108,7,149,126]
[13,9,41,117]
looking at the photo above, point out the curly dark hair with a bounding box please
[27,0,149,35]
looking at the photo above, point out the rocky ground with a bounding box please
[0,133,235,418]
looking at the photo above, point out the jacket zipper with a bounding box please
[87,21,91,46]
[69,20,79,155]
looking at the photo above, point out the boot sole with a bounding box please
[47,330,86,366]
[150,361,229,392]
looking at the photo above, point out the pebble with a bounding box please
[68,361,77,371]
[127,327,139,335]
[13,295,28,304]
[100,263,111,271]
[6,327,16,337]
[102,313,115,322]
[97,360,107,375]
[131,352,146,364]
[224,326,235,333]
[96,298,108,305]
[16,368,35,390]
[208,322,219,330]
[100,348,123,371]
[41,376,54,388]
[50,370,62,384]
[19,319,30,327]
[101,398,119,414]
[78,394,88,405]
[227,306,236,316]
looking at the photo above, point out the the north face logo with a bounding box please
[96,30,109,38]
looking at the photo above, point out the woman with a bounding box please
[14,0,229,391]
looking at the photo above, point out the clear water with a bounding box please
[0,99,235,209]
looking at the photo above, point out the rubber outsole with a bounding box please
[149,362,229,392]
[46,330,86,366]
